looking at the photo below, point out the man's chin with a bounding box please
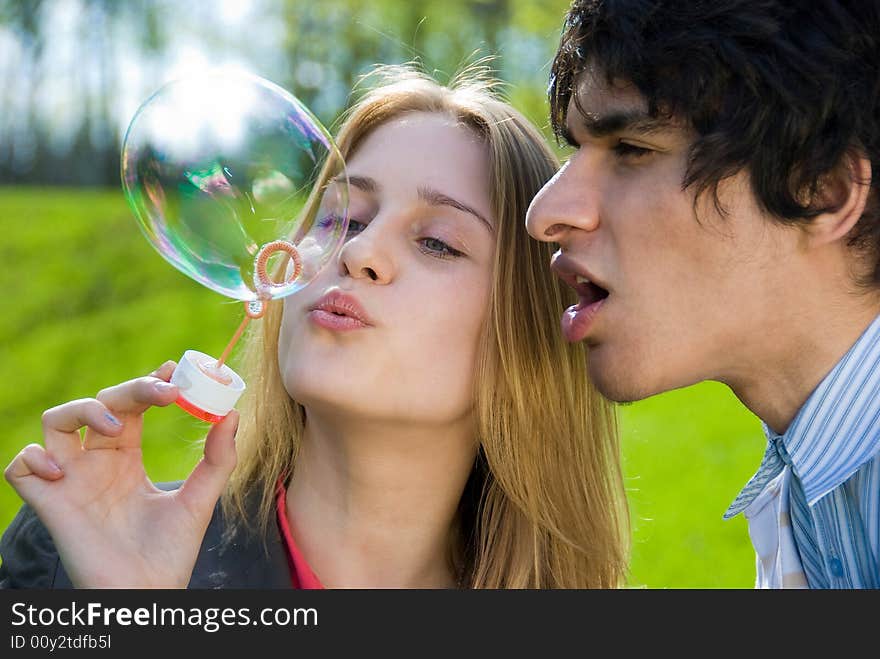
[587,355,655,404]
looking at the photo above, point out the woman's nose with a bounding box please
[526,155,601,244]
[337,222,394,284]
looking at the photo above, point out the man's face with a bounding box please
[526,68,805,402]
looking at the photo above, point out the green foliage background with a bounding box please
[0,187,765,588]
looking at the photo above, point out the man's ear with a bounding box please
[804,151,872,248]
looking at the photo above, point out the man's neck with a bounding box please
[725,297,880,435]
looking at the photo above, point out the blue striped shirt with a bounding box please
[727,312,880,588]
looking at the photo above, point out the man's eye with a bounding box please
[612,142,653,159]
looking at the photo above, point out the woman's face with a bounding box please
[278,111,496,425]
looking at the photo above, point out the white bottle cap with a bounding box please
[170,349,246,423]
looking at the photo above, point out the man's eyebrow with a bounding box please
[418,186,494,233]
[567,108,672,140]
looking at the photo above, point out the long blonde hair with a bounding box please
[222,62,629,588]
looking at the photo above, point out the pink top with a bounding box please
[275,480,324,589]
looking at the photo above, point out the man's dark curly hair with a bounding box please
[549,0,880,284]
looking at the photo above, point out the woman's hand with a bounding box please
[3,361,239,588]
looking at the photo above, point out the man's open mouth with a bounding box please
[575,276,610,306]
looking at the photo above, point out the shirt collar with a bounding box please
[731,311,880,510]
[275,478,324,589]
[782,312,880,504]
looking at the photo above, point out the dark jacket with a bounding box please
[0,482,292,589]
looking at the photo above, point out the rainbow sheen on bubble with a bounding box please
[121,70,348,301]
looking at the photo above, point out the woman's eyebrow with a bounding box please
[418,186,494,233]
[329,176,493,232]
[332,174,378,193]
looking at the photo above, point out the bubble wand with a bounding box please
[169,239,303,423]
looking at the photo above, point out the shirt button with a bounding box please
[829,558,844,577]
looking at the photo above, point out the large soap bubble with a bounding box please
[119,69,349,423]
[121,69,349,307]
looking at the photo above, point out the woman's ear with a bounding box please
[804,151,873,248]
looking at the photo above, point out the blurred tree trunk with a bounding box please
[0,0,44,182]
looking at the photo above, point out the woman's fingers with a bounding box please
[42,398,124,435]
[17,361,182,485]
[5,444,64,508]
[41,398,125,460]
[95,375,178,417]
[83,376,178,450]
[149,360,177,382]
[4,443,64,483]
[40,364,180,456]
[176,410,239,518]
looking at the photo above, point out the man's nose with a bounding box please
[526,154,600,244]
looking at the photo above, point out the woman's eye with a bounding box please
[420,237,463,258]
[315,213,342,229]
[612,142,653,159]
[316,214,367,235]
[346,219,367,237]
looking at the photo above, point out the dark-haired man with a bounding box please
[527,0,880,587]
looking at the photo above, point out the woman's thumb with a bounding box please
[176,410,239,516]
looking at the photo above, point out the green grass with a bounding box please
[0,186,764,588]
[619,382,763,587]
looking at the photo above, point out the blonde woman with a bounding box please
[1,64,628,589]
